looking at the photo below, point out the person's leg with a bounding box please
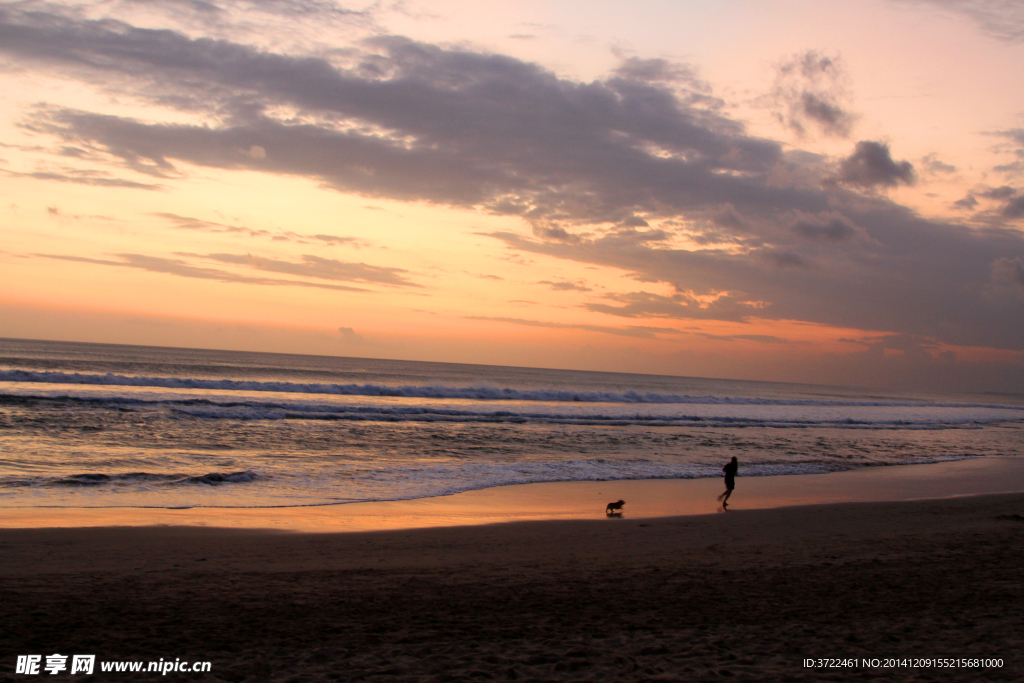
[721,485,733,507]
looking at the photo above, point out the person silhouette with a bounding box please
[717,457,738,509]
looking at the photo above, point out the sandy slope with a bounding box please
[2,493,1023,682]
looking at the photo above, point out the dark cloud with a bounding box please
[34,253,369,291]
[1004,196,1024,219]
[337,326,365,342]
[0,9,784,233]
[695,333,798,345]
[836,332,948,363]
[155,212,272,237]
[464,315,678,339]
[188,252,419,286]
[978,185,1017,200]
[767,251,808,269]
[620,215,649,227]
[994,159,1024,177]
[921,153,957,175]
[999,129,1024,146]
[583,291,766,323]
[791,212,859,241]
[771,51,855,138]
[532,225,583,244]
[711,203,747,230]
[300,234,368,247]
[988,128,1024,177]
[836,141,915,188]
[57,146,94,158]
[990,257,1024,290]
[154,212,369,245]
[108,0,375,37]
[798,92,852,137]
[537,280,591,292]
[612,57,703,86]
[953,194,978,210]
[2,168,160,189]
[486,215,1024,350]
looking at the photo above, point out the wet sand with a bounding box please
[3,456,1024,532]
[2,460,1023,681]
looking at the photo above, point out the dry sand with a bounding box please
[2,462,1024,681]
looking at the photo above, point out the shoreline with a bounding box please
[1,455,1022,532]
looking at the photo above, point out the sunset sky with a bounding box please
[1,0,1022,392]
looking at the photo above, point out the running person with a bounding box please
[717,457,738,508]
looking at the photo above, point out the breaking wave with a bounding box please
[1,470,260,489]
[4,369,1024,410]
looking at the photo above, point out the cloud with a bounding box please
[694,333,798,345]
[612,57,704,86]
[337,325,365,342]
[155,212,272,237]
[537,280,591,292]
[978,185,1016,200]
[34,252,370,291]
[989,128,1024,176]
[771,51,856,138]
[836,141,915,188]
[767,251,808,269]
[1002,196,1024,219]
[921,153,957,175]
[791,212,860,241]
[990,256,1024,290]
[836,332,951,363]
[953,194,978,210]
[532,225,584,244]
[154,212,370,245]
[892,0,1024,42]
[2,167,160,189]
[188,252,420,286]
[485,214,1024,350]
[583,291,767,323]
[300,234,369,247]
[0,10,783,233]
[465,315,678,339]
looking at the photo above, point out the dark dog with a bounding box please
[605,500,625,515]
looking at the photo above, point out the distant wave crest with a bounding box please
[0,470,261,489]
[3,369,1023,410]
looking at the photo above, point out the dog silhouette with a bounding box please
[605,500,625,515]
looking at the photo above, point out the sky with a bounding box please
[1,0,1022,392]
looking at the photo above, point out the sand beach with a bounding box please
[2,458,1023,682]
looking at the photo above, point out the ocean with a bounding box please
[1,337,1021,509]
